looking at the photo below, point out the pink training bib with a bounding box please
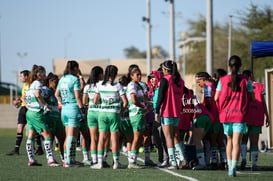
[160,74,184,118]
[218,75,249,123]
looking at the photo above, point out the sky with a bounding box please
[0,0,273,85]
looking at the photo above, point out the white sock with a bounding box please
[26,139,35,163]
[44,139,54,163]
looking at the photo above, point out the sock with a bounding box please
[144,146,150,161]
[241,142,247,160]
[113,152,119,164]
[15,133,23,151]
[91,150,97,163]
[168,148,177,166]
[220,147,227,163]
[44,138,54,163]
[26,138,35,163]
[175,143,185,161]
[227,159,232,169]
[129,150,138,163]
[196,149,205,166]
[103,148,109,162]
[66,136,76,164]
[251,147,258,166]
[82,148,89,161]
[210,147,218,164]
[64,150,67,163]
[97,150,104,165]
[231,160,237,170]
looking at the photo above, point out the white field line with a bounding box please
[120,152,199,181]
[237,171,261,175]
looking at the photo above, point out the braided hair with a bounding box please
[102,65,118,85]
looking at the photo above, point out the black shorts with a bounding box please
[18,106,28,124]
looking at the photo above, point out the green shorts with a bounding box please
[61,104,81,128]
[45,111,64,134]
[160,117,180,127]
[26,110,49,133]
[209,122,221,134]
[246,125,262,134]
[87,110,99,128]
[98,112,120,132]
[121,119,133,136]
[130,113,146,132]
[193,115,212,132]
[223,122,246,136]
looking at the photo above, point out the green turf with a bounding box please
[1,128,273,181]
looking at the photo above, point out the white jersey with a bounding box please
[24,80,44,112]
[95,81,125,113]
[126,81,145,116]
[83,81,102,112]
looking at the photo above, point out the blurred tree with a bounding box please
[124,45,168,59]
[184,3,273,80]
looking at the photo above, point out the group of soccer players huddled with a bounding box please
[6,55,270,177]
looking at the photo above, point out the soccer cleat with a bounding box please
[103,161,110,168]
[128,163,144,169]
[207,163,218,170]
[28,161,42,166]
[35,146,44,156]
[167,163,178,170]
[228,168,237,177]
[240,159,246,170]
[157,160,169,168]
[219,162,227,170]
[144,159,156,167]
[178,160,189,169]
[65,161,84,168]
[82,159,92,166]
[113,162,126,169]
[48,160,61,167]
[251,165,258,171]
[6,149,19,156]
[192,164,206,170]
[90,163,103,169]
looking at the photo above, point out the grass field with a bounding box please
[1,128,273,181]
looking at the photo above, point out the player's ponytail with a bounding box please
[228,55,242,92]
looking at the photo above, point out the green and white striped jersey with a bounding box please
[95,81,125,113]
[57,74,80,105]
[24,80,44,112]
[126,81,146,116]
[83,81,102,111]
[42,86,59,112]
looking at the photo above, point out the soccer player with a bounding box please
[155,60,184,169]
[55,60,85,167]
[22,65,60,166]
[43,72,66,162]
[6,70,30,156]
[215,55,255,177]
[240,70,270,171]
[127,66,152,168]
[83,66,103,165]
[91,65,128,169]
[195,72,226,169]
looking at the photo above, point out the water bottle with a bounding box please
[15,98,21,109]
